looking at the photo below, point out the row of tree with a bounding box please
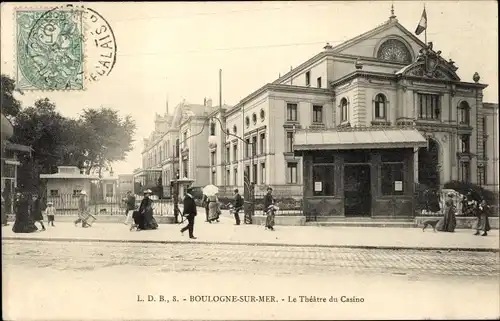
[1,74,136,193]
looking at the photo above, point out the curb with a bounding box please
[3,236,499,253]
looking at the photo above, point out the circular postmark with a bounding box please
[80,6,117,83]
[18,4,117,90]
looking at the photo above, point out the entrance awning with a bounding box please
[294,128,427,151]
[5,141,32,153]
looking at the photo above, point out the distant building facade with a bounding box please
[40,166,99,209]
[118,174,134,196]
[137,99,221,197]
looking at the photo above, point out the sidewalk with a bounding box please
[2,216,498,251]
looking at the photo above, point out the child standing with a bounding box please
[45,201,56,227]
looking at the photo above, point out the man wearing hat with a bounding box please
[181,186,197,239]
[74,190,90,227]
[232,188,244,225]
[123,191,137,226]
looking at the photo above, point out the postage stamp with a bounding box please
[16,8,85,90]
[14,4,117,91]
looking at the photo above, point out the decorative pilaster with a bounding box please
[475,91,485,182]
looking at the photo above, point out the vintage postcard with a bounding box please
[1,1,499,320]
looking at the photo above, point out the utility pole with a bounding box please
[219,69,225,190]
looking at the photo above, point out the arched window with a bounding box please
[374,94,387,119]
[340,98,348,123]
[210,122,216,136]
[376,39,412,64]
[458,101,470,125]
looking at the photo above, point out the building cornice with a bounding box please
[330,53,408,67]
[226,83,332,117]
[330,71,397,88]
[330,70,489,91]
[483,103,499,109]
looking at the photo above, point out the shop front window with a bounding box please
[313,165,335,196]
[381,150,405,196]
[381,163,404,195]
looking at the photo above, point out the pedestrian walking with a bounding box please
[134,189,158,231]
[475,200,491,236]
[31,193,46,231]
[232,188,244,225]
[436,193,456,232]
[263,187,276,230]
[202,194,210,222]
[207,194,220,223]
[12,192,38,233]
[123,191,137,227]
[1,193,8,226]
[45,201,56,227]
[180,187,197,239]
[74,191,91,228]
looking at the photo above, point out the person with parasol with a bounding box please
[203,184,220,223]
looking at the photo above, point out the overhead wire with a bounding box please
[116,32,480,58]
[111,2,331,23]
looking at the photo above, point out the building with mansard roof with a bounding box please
[135,98,222,196]
[138,8,498,219]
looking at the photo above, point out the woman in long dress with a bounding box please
[436,194,457,232]
[135,190,158,231]
[474,200,491,236]
[12,193,38,233]
[207,195,220,223]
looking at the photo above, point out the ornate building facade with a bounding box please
[138,11,498,212]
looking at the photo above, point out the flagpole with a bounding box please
[424,4,427,45]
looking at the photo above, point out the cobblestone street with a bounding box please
[3,240,500,320]
[3,240,500,278]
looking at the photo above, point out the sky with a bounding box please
[1,1,498,175]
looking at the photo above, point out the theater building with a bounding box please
[138,8,497,215]
[284,11,496,218]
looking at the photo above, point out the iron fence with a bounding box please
[414,189,499,217]
[216,186,303,216]
[37,194,176,217]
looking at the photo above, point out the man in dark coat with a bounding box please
[31,193,45,231]
[232,188,244,225]
[1,192,7,226]
[181,187,197,239]
[475,200,492,236]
